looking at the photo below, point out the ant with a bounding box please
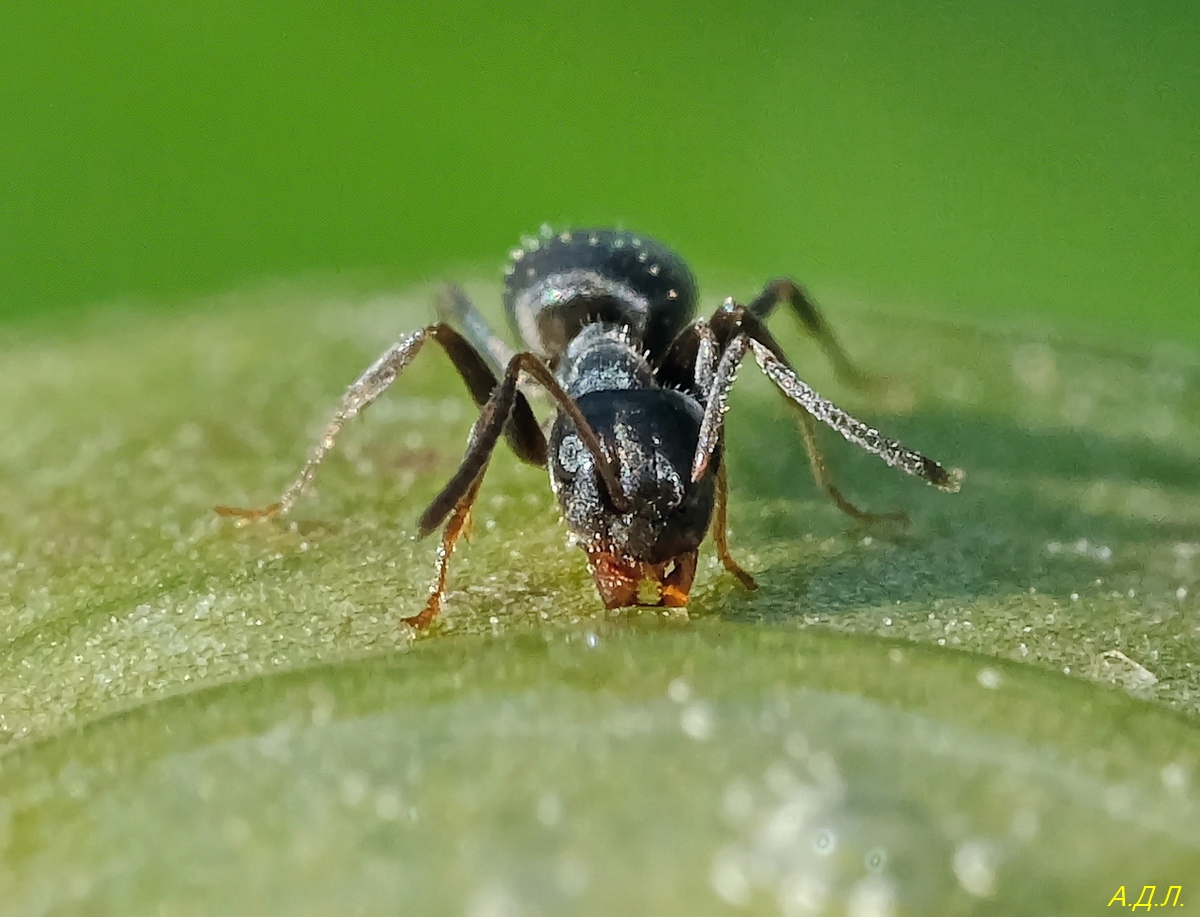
[218,228,963,628]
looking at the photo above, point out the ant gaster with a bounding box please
[218,228,963,627]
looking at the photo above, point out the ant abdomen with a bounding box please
[503,228,698,362]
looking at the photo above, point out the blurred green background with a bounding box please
[2,0,1197,343]
[4,6,1200,910]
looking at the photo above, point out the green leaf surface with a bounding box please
[2,284,1198,914]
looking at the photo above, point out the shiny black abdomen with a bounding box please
[503,229,698,362]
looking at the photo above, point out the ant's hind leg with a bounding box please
[216,327,434,523]
[747,279,872,391]
[790,405,908,526]
[216,323,546,524]
[436,285,515,380]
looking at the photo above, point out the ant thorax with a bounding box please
[548,321,715,569]
[555,323,656,399]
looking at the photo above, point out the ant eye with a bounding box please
[555,433,590,478]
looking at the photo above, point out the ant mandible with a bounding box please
[218,228,963,627]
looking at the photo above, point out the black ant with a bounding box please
[218,228,963,627]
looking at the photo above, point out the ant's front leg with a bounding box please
[215,323,546,524]
[657,318,756,589]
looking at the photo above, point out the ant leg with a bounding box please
[712,451,756,589]
[744,334,962,492]
[692,326,961,517]
[419,351,633,536]
[216,327,432,523]
[747,278,872,390]
[657,317,720,394]
[691,329,749,484]
[790,401,906,525]
[435,285,515,380]
[402,469,486,629]
[216,323,546,524]
[432,324,546,466]
[409,347,637,621]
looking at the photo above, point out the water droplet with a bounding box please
[952,840,996,898]
[667,677,692,703]
[710,846,751,906]
[681,702,713,740]
[976,667,1002,689]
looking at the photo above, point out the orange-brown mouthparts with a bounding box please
[584,548,699,609]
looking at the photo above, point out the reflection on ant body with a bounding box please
[219,228,963,627]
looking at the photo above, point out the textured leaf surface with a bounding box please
[2,284,1198,913]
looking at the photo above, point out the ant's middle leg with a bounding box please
[215,323,546,523]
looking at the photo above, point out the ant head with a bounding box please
[549,388,716,608]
